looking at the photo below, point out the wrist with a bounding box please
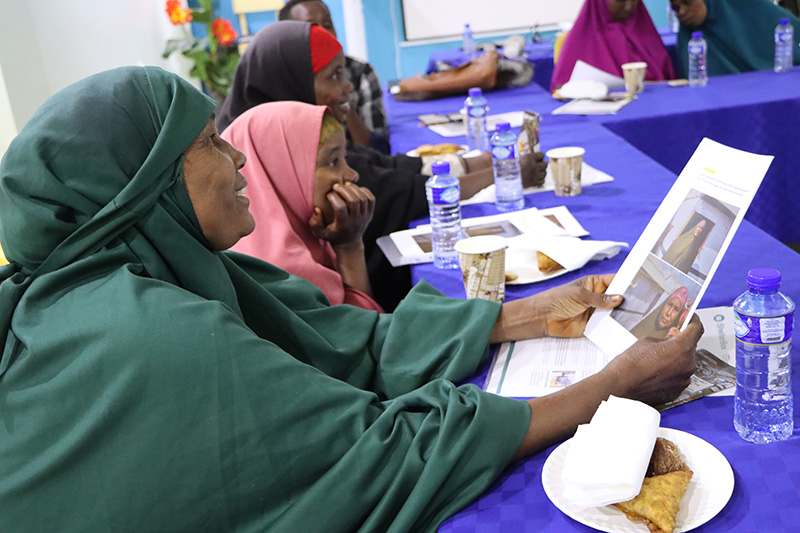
[489,296,548,343]
[332,239,365,254]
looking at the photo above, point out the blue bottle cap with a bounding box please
[747,268,782,291]
[468,87,482,97]
[691,31,703,39]
[495,122,510,132]
[780,17,790,24]
[431,161,450,175]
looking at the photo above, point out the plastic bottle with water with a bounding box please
[774,18,794,73]
[464,87,489,152]
[462,23,476,59]
[733,268,794,444]
[667,4,679,33]
[425,161,462,269]
[688,31,708,87]
[490,122,524,212]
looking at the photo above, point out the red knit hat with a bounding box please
[309,25,343,74]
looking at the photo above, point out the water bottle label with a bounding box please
[689,44,703,54]
[491,144,515,160]
[468,107,486,118]
[777,33,793,43]
[734,310,794,344]
[430,186,460,205]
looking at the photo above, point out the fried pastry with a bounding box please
[611,437,693,533]
[647,438,689,477]
[613,470,693,533]
[505,271,519,282]
[414,143,463,156]
[536,251,564,274]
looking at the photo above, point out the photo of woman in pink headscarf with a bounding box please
[550,0,676,92]
[630,286,689,339]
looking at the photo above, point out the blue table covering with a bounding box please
[383,71,800,532]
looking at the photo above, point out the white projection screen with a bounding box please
[400,0,583,41]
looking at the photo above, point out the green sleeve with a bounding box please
[0,271,529,532]
[227,252,503,399]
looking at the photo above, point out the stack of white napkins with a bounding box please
[561,396,660,507]
[461,163,614,206]
[507,233,627,272]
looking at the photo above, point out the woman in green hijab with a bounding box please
[0,67,701,532]
[672,0,800,77]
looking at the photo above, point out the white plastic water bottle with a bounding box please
[425,161,462,269]
[688,31,708,87]
[464,87,489,152]
[775,17,794,73]
[490,122,524,212]
[667,4,679,33]
[733,268,794,443]
[462,23,476,59]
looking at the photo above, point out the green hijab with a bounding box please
[0,67,528,531]
[676,0,800,77]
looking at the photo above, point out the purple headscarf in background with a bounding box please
[550,0,675,91]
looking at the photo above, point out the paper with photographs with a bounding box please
[485,307,735,402]
[381,206,588,267]
[585,138,773,357]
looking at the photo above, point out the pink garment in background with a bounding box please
[550,0,675,92]
[221,101,383,312]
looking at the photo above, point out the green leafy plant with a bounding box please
[162,0,240,99]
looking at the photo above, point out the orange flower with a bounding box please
[165,0,192,25]
[212,18,238,47]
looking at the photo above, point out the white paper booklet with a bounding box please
[585,138,773,357]
[485,307,736,399]
[381,206,588,267]
[428,111,524,138]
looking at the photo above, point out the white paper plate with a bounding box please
[542,427,734,533]
[504,247,569,285]
[406,144,468,157]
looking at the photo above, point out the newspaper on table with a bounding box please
[485,307,736,409]
[585,138,773,357]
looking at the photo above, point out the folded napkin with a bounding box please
[507,233,627,272]
[561,396,661,507]
[461,163,614,206]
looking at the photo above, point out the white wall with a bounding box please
[0,0,197,159]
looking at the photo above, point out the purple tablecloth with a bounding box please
[383,72,800,532]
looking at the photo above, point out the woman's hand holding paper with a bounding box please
[490,274,622,343]
[605,315,703,406]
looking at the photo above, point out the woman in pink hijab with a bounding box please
[222,101,383,312]
[630,286,689,339]
[550,0,676,92]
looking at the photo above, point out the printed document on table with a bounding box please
[485,307,736,400]
[428,111,524,137]
[585,138,773,357]
[380,206,588,267]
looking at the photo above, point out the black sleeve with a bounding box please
[346,146,429,311]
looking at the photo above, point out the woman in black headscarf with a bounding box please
[218,21,547,310]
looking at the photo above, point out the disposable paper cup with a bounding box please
[454,235,508,302]
[622,61,647,95]
[546,146,585,197]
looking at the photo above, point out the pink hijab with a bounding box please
[222,101,383,312]
[550,0,675,91]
